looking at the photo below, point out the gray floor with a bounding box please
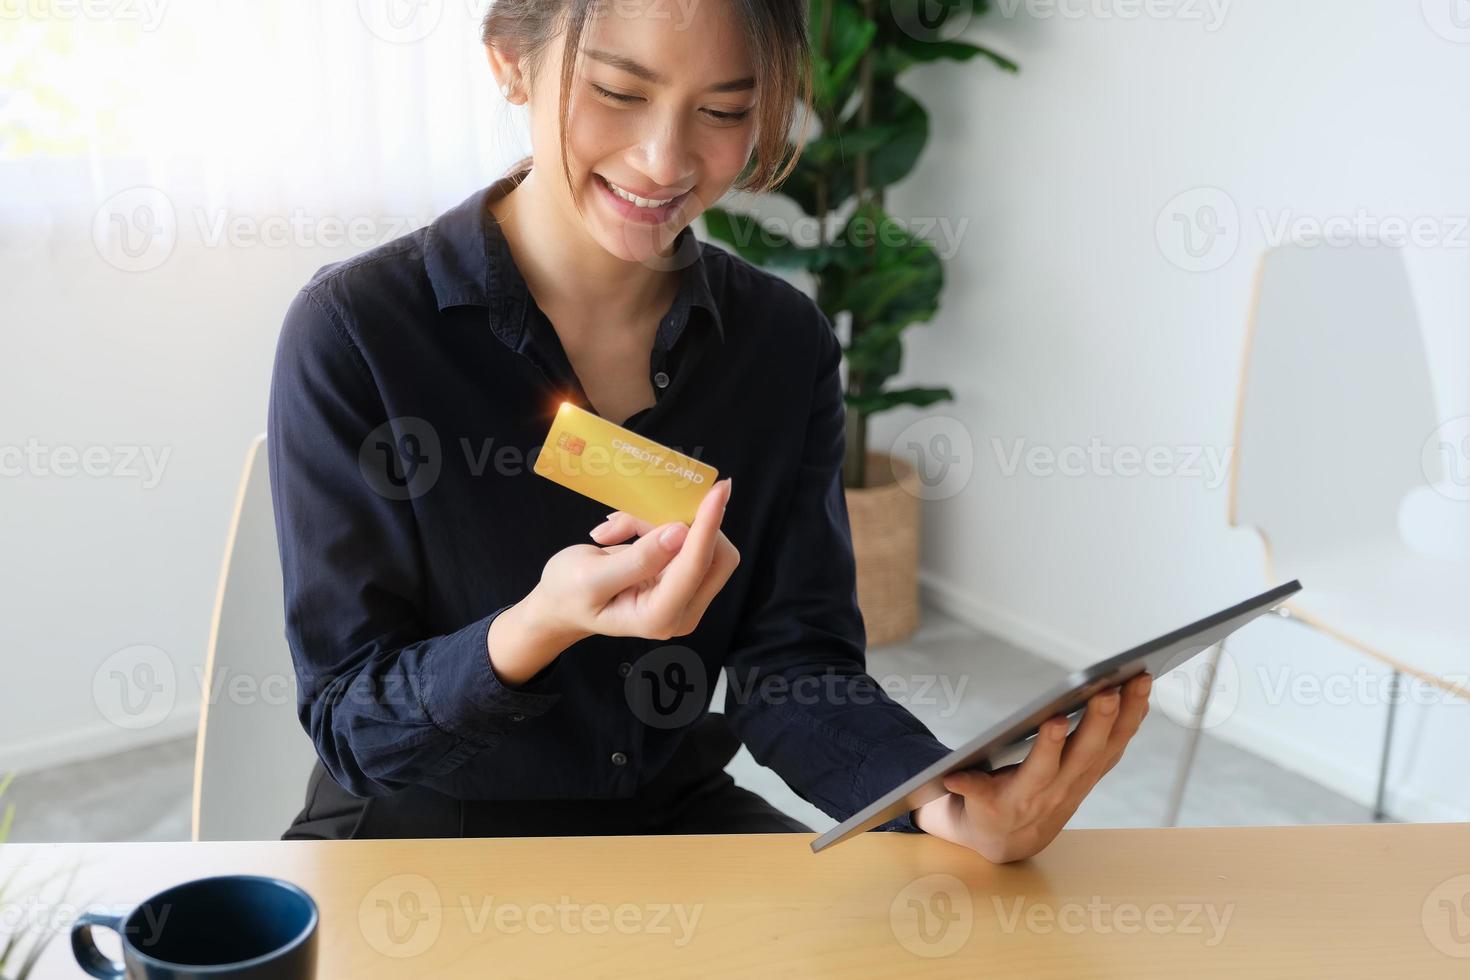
[2,605,1372,843]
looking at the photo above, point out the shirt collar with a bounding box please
[423,175,725,349]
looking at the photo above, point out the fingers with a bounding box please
[672,535,740,631]
[1098,673,1152,777]
[583,486,738,637]
[942,767,997,804]
[591,510,740,623]
[1006,715,1068,800]
[1052,688,1123,789]
[589,511,655,543]
[639,479,731,624]
[586,519,688,597]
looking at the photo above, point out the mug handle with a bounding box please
[70,910,127,979]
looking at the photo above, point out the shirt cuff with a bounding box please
[416,602,563,743]
[855,732,954,834]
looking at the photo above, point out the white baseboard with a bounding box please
[4,702,201,776]
[1206,701,1463,823]
[917,570,1461,823]
[919,569,1097,669]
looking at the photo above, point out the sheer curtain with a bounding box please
[2,0,524,256]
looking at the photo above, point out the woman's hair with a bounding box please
[482,0,812,198]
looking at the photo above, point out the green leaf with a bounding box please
[846,385,954,414]
[779,87,926,216]
[820,203,944,388]
[881,37,1019,75]
[701,208,810,268]
[811,0,877,109]
[864,84,929,189]
[799,124,900,169]
[830,203,943,310]
[780,150,852,216]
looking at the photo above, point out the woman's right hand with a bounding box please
[529,477,738,642]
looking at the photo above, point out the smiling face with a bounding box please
[517,1,760,264]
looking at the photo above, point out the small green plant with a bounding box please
[704,0,1015,488]
[0,773,76,980]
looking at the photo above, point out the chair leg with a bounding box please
[1163,641,1224,828]
[1373,669,1400,822]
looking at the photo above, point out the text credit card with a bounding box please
[532,401,720,526]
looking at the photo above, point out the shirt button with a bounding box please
[653,371,670,389]
[617,662,632,677]
[610,751,629,766]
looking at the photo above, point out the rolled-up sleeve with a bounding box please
[721,307,952,833]
[266,284,561,797]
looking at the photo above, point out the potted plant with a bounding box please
[704,0,1015,644]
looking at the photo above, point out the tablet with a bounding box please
[809,580,1302,853]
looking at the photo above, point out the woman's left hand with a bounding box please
[913,672,1153,863]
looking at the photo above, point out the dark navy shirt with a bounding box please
[266,171,953,834]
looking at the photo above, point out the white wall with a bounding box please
[878,0,1470,820]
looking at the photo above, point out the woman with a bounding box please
[267,0,1151,862]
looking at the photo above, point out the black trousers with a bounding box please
[282,713,812,840]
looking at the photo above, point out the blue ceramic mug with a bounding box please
[70,874,317,978]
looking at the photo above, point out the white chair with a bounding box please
[1166,244,1468,824]
[192,435,318,840]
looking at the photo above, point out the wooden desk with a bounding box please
[8,823,1468,977]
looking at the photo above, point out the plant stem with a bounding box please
[842,0,878,491]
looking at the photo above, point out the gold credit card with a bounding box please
[532,401,720,526]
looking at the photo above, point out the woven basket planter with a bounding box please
[844,450,920,647]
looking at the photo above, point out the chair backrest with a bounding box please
[1230,244,1441,567]
[192,435,317,841]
